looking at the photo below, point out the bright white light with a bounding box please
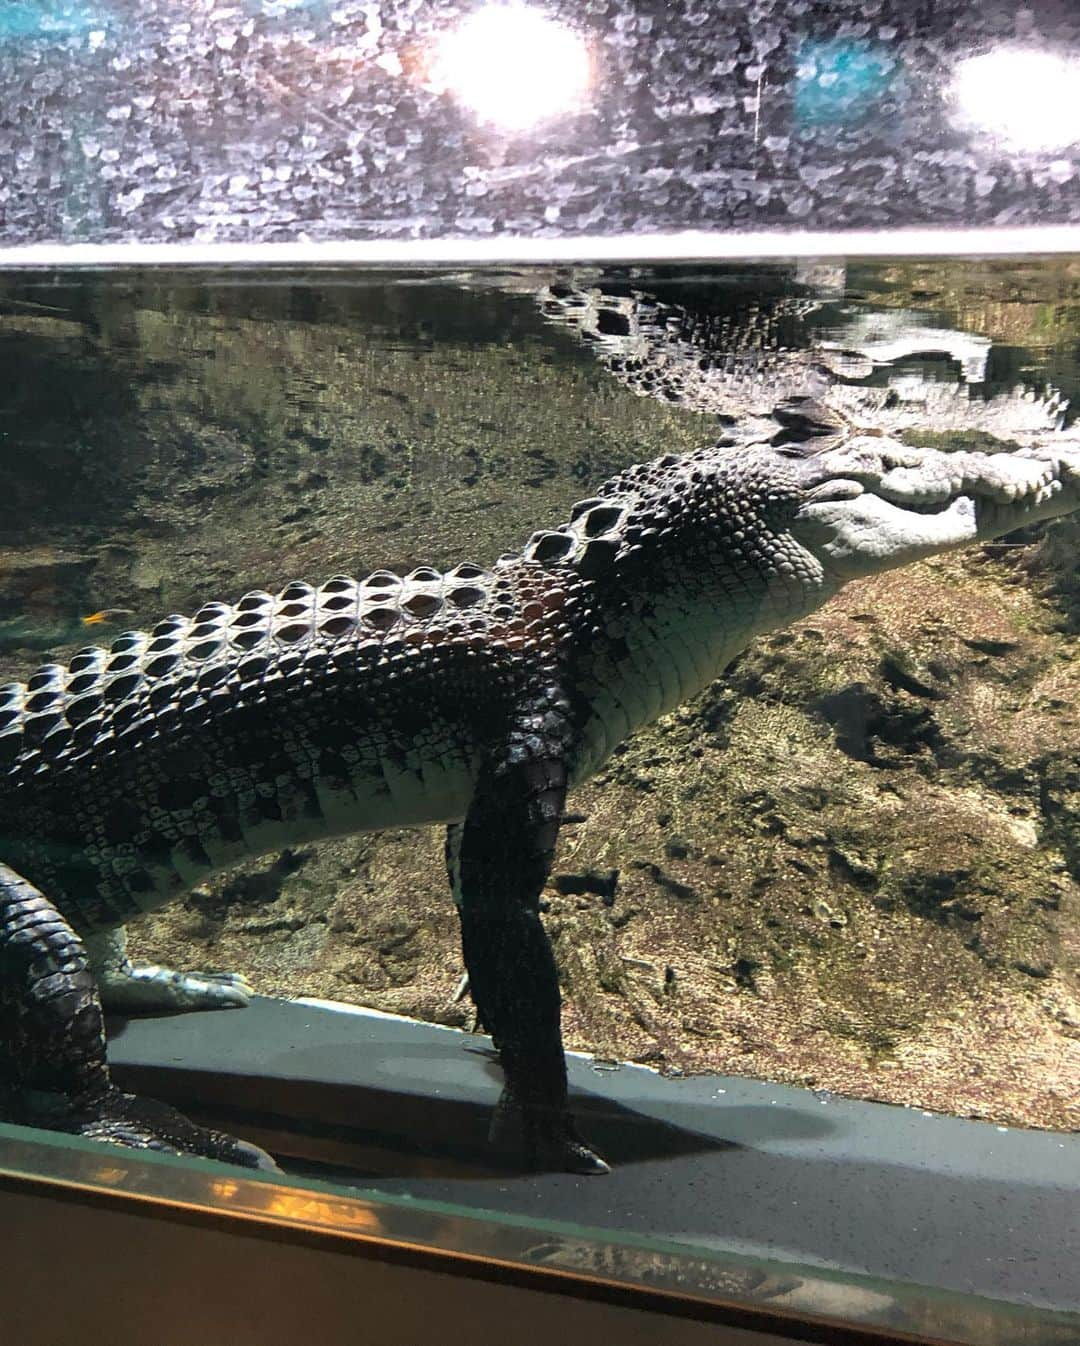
[951,48,1080,152]
[429,5,591,131]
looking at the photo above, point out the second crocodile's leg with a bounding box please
[447,681,608,1175]
[0,862,275,1169]
[84,925,252,1012]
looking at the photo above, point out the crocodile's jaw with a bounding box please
[790,437,1080,582]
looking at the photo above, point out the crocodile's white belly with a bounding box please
[116,747,480,918]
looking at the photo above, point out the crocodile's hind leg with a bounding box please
[84,925,252,1012]
[447,679,608,1175]
[0,862,276,1170]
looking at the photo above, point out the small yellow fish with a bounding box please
[81,608,135,627]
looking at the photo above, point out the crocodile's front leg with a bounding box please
[0,863,276,1169]
[84,925,252,1013]
[447,682,608,1174]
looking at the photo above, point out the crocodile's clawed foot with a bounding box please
[84,928,254,1012]
[26,1086,279,1172]
[546,1133,611,1175]
[98,963,254,1013]
[490,1088,609,1175]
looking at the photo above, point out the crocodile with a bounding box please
[1,407,1078,1174]
[538,281,1070,438]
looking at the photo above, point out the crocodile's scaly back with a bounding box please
[541,281,1074,443]
[0,559,560,928]
[0,436,829,936]
[540,283,829,416]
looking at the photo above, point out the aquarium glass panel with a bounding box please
[1,260,1078,1342]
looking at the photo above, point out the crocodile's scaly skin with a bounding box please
[540,282,1071,442]
[540,284,831,417]
[0,861,275,1169]
[1,417,1078,1172]
[0,448,828,930]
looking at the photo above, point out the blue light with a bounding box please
[795,40,900,127]
[0,2,109,43]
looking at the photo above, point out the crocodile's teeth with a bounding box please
[968,456,1057,505]
[805,479,864,504]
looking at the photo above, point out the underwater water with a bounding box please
[0,259,1079,1333]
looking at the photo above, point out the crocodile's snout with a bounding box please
[789,436,1079,582]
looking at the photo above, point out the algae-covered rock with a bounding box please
[1,273,1076,1131]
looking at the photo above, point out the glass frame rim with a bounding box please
[1,224,1080,270]
[1,1124,1077,1346]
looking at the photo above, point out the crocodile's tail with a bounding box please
[0,861,276,1171]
